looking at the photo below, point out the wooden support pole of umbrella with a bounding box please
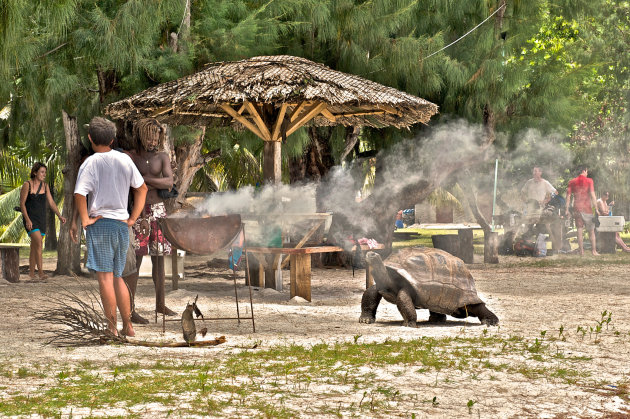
[222,100,330,183]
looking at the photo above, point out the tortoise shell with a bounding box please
[382,247,483,314]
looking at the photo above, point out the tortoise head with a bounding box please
[365,252,395,292]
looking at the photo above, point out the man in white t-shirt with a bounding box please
[521,166,560,253]
[521,166,558,221]
[74,117,148,337]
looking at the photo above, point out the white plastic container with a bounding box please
[138,249,186,278]
[597,216,625,232]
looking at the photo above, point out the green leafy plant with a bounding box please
[467,399,477,413]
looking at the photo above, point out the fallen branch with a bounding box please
[125,336,226,347]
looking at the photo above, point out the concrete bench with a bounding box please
[0,244,28,283]
[247,246,344,301]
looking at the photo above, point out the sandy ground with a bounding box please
[1,250,630,417]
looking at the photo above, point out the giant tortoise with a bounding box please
[359,247,499,327]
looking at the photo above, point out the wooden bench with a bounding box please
[247,246,344,301]
[0,244,27,283]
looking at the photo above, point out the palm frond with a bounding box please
[0,187,22,225]
[0,151,30,191]
[0,212,26,243]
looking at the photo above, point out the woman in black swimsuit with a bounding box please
[18,162,66,280]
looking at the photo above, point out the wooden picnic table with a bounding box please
[242,213,333,290]
[247,246,344,301]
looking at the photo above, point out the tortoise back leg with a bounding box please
[428,312,447,323]
[396,289,417,327]
[452,303,499,326]
[359,285,382,324]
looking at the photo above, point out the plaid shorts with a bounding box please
[86,218,129,278]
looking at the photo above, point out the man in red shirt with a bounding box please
[565,167,599,256]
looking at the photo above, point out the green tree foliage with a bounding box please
[568,1,630,198]
[1,0,627,209]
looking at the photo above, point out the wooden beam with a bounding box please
[245,102,271,141]
[150,106,174,117]
[175,111,229,118]
[271,103,289,142]
[290,254,311,301]
[335,110,387,117]
[285,102,327,137]
[219,103,267,141]
[289,101,307,122]
[280,220,325,269]
[237,103,247,115]
[376,104,402,116]
[320,108,336,122]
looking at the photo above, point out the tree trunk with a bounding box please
[263,141,282,184]
[340,126,361,162]
[97,70,119,104]
[460,176,499,263]
[44,178,57,251]
[163,127,220,213]
[56,110,83,275]
[288,126,335,185]
[365,180,434,255]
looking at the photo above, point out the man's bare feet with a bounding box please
[39,272,49,280]
[157,306,177,316]
[131,311,150,325]
[592,251,600,256]
[122,325,135,337]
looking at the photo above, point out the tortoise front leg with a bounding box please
[452,304,499,326]
[396,289,417,327]
[466,303,499,326]
[359,285,382,324]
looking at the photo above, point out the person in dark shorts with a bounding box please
[74,117,148,337]
[18,162,66,280]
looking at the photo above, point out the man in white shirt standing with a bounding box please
[521,166,560,254]
[74,117,148,337]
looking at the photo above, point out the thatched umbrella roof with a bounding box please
[105,55,438,140]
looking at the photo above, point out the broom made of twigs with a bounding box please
[33,276,225,348]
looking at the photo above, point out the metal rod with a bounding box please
[198,317,254,321]
[243,225,256,333]
[491,158,498,232]
[230,246,241,324]
[160,317,253,322]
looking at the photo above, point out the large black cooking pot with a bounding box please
[158,214,242,255]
